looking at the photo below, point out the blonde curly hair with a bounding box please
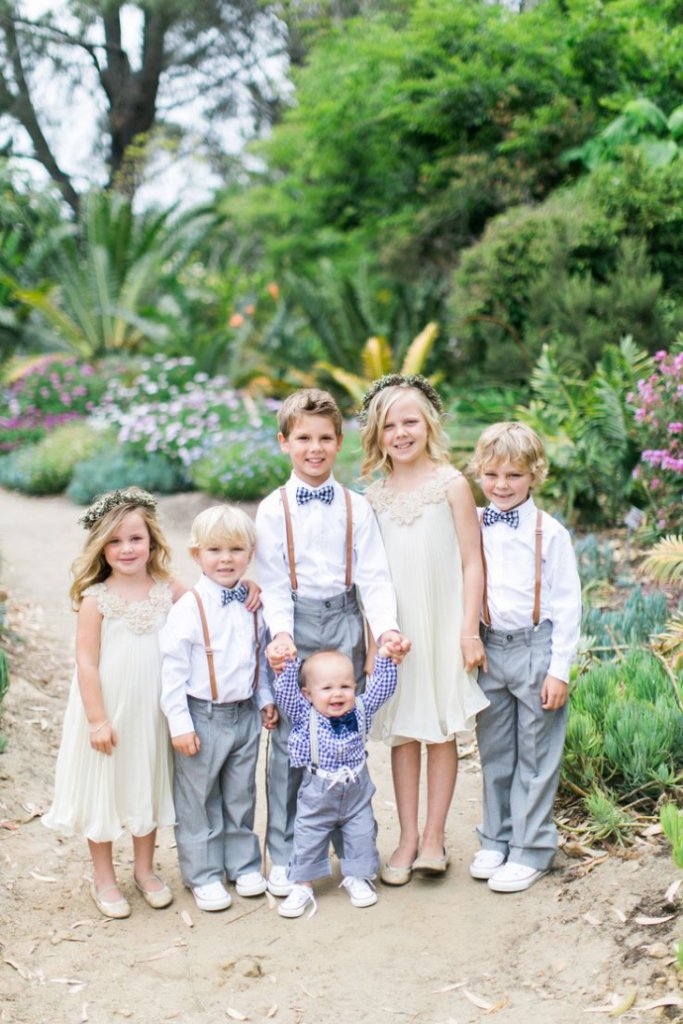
[360,384,450,479]
[469,422,548,487]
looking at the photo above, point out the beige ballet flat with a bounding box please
[380,861,413,886]
[412,849,450,876]
[90,881,131,919]
[134,874,173,909]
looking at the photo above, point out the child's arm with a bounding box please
[255,614,279,730]
[447,475,488,673]
[266,633,298,673]
[361,645,399,718]
[254,496,297,643]
[170,577,188,602]
[272,658,306,722]
[541,525,582,711]
[159,600,201,757]
[241,577,262,612]
[76,596,116,756]
[350,495,405,647]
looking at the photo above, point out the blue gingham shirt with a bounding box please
[274,655,397,771]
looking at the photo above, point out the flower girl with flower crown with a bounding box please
[44,488,185,919]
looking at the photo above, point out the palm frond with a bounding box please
[641,535,683,584]
[401,321,439,375]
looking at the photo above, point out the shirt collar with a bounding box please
[288,471,337,492]
[197,573,238,603]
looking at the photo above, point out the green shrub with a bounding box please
[574,534,616,588]
[0,421,108,495]
[563,649,683,799]
[189,429,289,501]
[67,449,189,505]
[582,587,670,653]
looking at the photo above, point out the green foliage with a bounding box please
[574,534,616,589]
[517,338,650,524]
[564,98,683,171]
[583,788,637,845]
[582,588,671,653]
[189,430,289,501]
[67,450,188,505]
[660,803,683,870]
[0,421,108,495]
[451,159,683,375]
[9,192,215,359]
[563,649,683,799]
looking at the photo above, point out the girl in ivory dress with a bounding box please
[43,488,184,919]
[360,375,489,885]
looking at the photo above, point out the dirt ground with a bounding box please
[0,488,681,1024]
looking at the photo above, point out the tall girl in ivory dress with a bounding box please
[360,376,489,885]
[44,488,184,919]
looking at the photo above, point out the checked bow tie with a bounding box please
[221,583,248,606]
[295,484,335,506]
[328,710,358,735]
[482,506,520,529]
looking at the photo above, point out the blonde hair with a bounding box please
[188,504,256,554]
[70,499,171,607]
[278,388,343,438]
[469,422,548,486]
[360,384,450,479]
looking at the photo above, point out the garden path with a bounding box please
[0,487,680,1024]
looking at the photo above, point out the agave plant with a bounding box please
[8,191,215,359]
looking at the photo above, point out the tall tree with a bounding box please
[0,0,283,213]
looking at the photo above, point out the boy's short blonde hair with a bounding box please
[470,422,548,486]
[188,505,256,554]
[278,388,343,438]
[360,384,450,479]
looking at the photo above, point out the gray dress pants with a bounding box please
[475,621,567,871]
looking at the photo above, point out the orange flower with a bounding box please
[267,282,280,300]
[245,305,255,315]
[229,313,245,328]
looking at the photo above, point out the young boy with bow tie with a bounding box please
[270,641,407,918]
[160,505,276,913]
[255,388,409,899]
[468,422,581,893]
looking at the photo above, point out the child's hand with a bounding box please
[172,731,201,756]
[540,675,568,710]
[261,704,279,730]
[241,577,262,612]
[89,720,116,756]
[461,636,487,673]
[266,633,297,673]
[379,630,411,665]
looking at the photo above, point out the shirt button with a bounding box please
[506,634,514,641]
[325,600,332,608]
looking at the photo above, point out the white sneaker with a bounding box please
[278,883,317,919]
[267,865,294,897]
[488,861,547,893]
[340,876,377,908]
[192,881,232,912]
[235,871,267,897]
[469,850,506,880]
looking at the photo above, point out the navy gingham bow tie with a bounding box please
[328,710,358,735]
[295,484,335,506]
[482,506,520,529]
[221,583,248,606]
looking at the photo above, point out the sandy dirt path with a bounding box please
[0,487,680,1024]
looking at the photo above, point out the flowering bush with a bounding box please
[628,348,683,534]
[0,356,106,452]
[98,357,283,489]
[0,421,108,494]
[189,428,289,500]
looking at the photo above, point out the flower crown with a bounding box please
[358,374,443,425]
[79,488,158,530]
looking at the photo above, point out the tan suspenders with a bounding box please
[480,508,543,628]
[279,485,353,593]
[191,588,261,702]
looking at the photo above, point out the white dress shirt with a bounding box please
[481,496,582,682]
[254,472,399,642]
[159,574,272,737]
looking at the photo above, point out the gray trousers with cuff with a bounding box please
[475,620,567,872]
[266,588,366,867]
[288,766,379,882]
[174,696,262,887]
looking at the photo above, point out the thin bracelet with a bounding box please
[89,720,109,735]
[461,635,483,641]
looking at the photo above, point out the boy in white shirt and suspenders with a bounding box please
[468,423,581,893]
[160,506,275,912]
[255,389,409,898]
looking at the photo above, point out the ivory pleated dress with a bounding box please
[43,581,175,843]
[366,464,489,746]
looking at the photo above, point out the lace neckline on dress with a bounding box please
[86,580,172,635]
[366,464,459,525]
